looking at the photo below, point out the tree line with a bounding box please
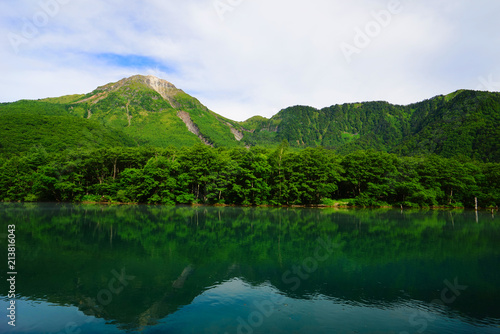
[0,142,498,208]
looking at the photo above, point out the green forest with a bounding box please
[0,143,498,208]
[1,76,499,208]
[245,90,500,162]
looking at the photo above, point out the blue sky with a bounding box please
[1,0,499,121]
[93,53,175,73]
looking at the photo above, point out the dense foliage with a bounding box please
[1,78,499,162]
[0,76,246,153]
[1,144,498,208]
[1,77,499,207]
[0,105,135,155]
[244,90,500,162]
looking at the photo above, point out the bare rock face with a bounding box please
[143,75,176,90]
[79,75,184,108]
[227,123,244,141]
[177,111,214,147]
[141,75,182,108]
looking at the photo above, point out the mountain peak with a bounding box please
[127,75,181,107]
[83,75,183,108]
[95,75,178,93]
[127,74,177,90]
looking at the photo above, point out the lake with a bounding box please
[1,203,499,333]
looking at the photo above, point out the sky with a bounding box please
[1,0,499,121]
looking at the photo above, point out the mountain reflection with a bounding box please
[1,203,499,332]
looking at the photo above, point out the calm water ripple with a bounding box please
[0,203,499,333]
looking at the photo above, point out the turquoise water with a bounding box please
[0,204,499,333]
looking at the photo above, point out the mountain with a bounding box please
[69,75,245,148]
[396,90,500,161]
[241,90,500,162]
[0,100,136,155]
[0,75,246,154]
[0,75,499,162]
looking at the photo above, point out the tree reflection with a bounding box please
[0,203,498,330]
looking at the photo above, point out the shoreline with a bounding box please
[3,201,498,211]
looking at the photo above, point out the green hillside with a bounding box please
[0,75,246,154]
[1,77,499,207]
[71,75,243,148]
[397,90,500,162]
[70,80,201,148]
[1,76,499,162]
[240,101,414,149]
[241,90,500,162]
[0,101,135,155]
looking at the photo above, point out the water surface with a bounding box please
[0,204,499,333]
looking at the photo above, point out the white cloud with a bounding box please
[1,0,499,121]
